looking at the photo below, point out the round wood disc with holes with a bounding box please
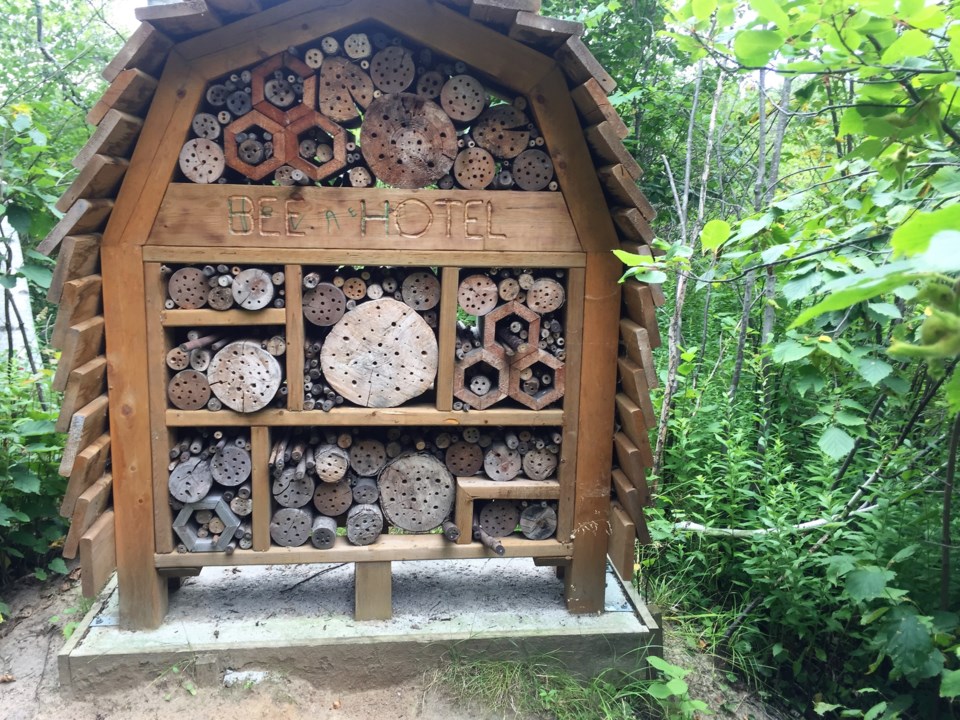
[232,268,275,310]
[274,469,315,508]
[360,93,457,188]
[440,75,488,123]
[342,277,367,300]
[349,439,387,476]
[313,478,353,516]
[347,503,383,545]
[457,274,498,316]
[526,278,565,314]
[226,90,252,116]
[378,454,455,532]
[264,77,296,108]
[303,282,347,326]
[512,149,554,191]
[519,503,557,540]
[369,46,415,93]
[169,457,213,504]
[208,286,234,310]
[167,370,211,410]
[484,443,522,481]
[498,278,520,302]
[416,70,444,99]
[453,147,495,190]
[210,445,252,486]
[169,267,209,309]
[479,500,521,537]
[238,138,264,165]
[444,441,483,475]
[207,341,283,413]
[319,58,374,122]
[521,449,558,481]
[401,271,441,311]
[352,476,380,504]
[314,444,350,483]
[179,138,225,184]
[192,112,221,140]
[321,298,438,407]
[344,32,372,59]
[311,515,337,549]
[472,105,531,159]
[166,347,190,371]
[270,507,312,547]
[305,47,324,69]
[206,84,228,106]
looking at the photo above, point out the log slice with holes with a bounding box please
[320,298,438,407]
[274,469,315,508]
[179,138,225,183]
[313,478,353,516]
[167,370,211,410]
[311,515,337,549]
[526,278,566,313]
[232,268,275,310]
[457,274,498,316]
[369,46,415,93]
[521,449,558,481]
[207,341,283,413]
[479,499,521,538]
[346,503,383,546]
[303,282,347,326]
[169,267,208,309]
[378,454,455,532]
[440,75,487,123]
[169,457,213,504]
[360,93,457,188]
[270,507,312,547]
[444,441,484,476]
[512,149,554,191]
[318,57,374,123]
[314,444,350,483]
[401,271,440,311]
[210,445,252,486]
[519,503,557,540]
[453,147,495,190]
[484,443,522,481]
[472,105,531,159]
[349,439,387,476]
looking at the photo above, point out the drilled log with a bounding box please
[303,282,347,326]
[273,467,315,508]
[472,105,530,159]
[379,454,455,532]
[349,439,387,476]
[346,503,383,546]
[312,478,353,516]
[352,475,380,504]
[311,514,338,549]
[270,507,312,547]
[169,457,213,504]
[444,440,484,475]
[232,268,275,310]
[207,341,282,413]
[484,443,522,482]
[369,46,415,93]
[519,502,557,540]
[312,444,350,483]
[521,448,558,481]
[318,57,374,122]
[440,74,488,123]
[512,149,554,191]
[167,370,211,410]
[479,499,521,538]
[401,271,441,311]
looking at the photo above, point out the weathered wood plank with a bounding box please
[102,24,173,82]
[614,431,652,483]
[555,36,616,94]
[469,0,540,28]
[55,155,129,214]
[47,235,100,305]
[168,406,564,427]
[63,474,113,559]
[72,111,143,170]
[612,470,651,544]
[80,509,116,598]
[584,122,641,180]
[508,11,582,52]
[251,426,271,551]
[283,265,304,411]
[436,267,460,412]
[622,280,661,348]
[60,434,110,518]
[617,356,656,428]
[37,200,113,257]
[597,165,657,221]
[556,266,584,541]
[58,395,109,478]
[354,561,392,620]
[56,357,107,433]
[613,207,654,244]
[149,185,581,253]
[607,502,635,581]
[616,392,652,452]
[87,69,159,127]
[619,318,658,389]
[51,275,101,351]
[205,0,262,18]
[135,0,223,39]
[571,79,628,138]
[52,316,104,391]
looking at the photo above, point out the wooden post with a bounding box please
[355,561,392,620]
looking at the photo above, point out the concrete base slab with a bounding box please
[59,558,658,695]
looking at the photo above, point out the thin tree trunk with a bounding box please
[942,413,958,612]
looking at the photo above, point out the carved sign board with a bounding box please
[149,185,581,252]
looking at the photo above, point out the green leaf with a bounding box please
[749,0,790,29]
[0,275,17,289]
[835,410,865,427]
[789,274,916,329]
[846,567,894,602]
[12,113,31,132]
[48,557,68,575]
[700,219,731,252]
[941,668,960,698]
[10,469,40,494]
[733,30,783,66]
[819,426,855,460]
[647,682,673,699]
[664,678,688,696]
[18,264,52,289]
[772,339,814,363]
[880,609,943,683]
[782,272,823,304]
[867,302,901,319]
[881,29,934,64]
[858,358,893,386]
[622,267,667,284]
[814,702,842,715]
[838,107,864,136]
[891,204,960,257]
[17,419,55,436]
[691,0,716,20]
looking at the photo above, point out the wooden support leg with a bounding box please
[355,561,392,620]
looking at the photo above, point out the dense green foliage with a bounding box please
[546,0,960,715]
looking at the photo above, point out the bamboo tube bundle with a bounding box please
[167,328,287,412]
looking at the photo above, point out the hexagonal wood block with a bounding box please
[251,51,317,125]
[454,345,508,410]
[283,110,348,182]
[223,110,287,180]
[481,299,540,360]
[509,349,565,410]
[172,493,241,552]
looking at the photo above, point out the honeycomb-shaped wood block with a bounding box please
[251,52,317,125]
[454,345,508,410]
[172,493,241,553]
[481,299,540,360]
[223,110,287,181]
[509,349,565,410]
[283,111,348,182]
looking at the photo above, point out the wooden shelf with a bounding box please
[155,534,571,567]
[166,405,564,427]
[161,308,286,327]
[457,477,561,499]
